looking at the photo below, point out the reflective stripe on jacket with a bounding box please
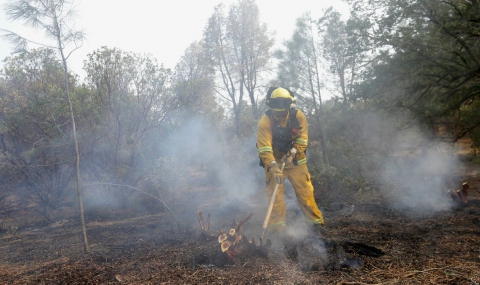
[257,108,308,167]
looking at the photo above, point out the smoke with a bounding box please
[376,126,461,215]
[162,117,262,215]
[71,110,268,226]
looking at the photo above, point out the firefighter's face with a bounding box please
[272,109,288,118]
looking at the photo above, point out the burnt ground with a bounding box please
[0,164,479,285]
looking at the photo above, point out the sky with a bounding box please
[0,0,350,78]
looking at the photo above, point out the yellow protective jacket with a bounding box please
[257,108,308,167]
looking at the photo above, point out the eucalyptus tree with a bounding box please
[2,0,88,252]
[203,0,273,137]
[274,13,330,169]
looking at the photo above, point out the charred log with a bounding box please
[447,181,469,207]
[195,212,256,266]
[197,211,218,241]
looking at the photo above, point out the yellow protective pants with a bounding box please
[264,163,324,231]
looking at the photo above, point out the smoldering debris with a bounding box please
[447,182,469,207]
[377,128,462,215]
[193,211,384,271]
[196,211,260,266]
[284,235,385,271]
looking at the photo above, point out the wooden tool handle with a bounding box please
[261,162,285,238]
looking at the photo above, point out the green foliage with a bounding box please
[0,48,76,216]
[173,41,223,123]
[0,46,185,215]
[81,47,174,187]
[471,128,480,151]
[3,0,85,54]
[306,101,403,203]
[348,0,480,140]
[308,136,370,203]
[297,0,480,204]
[317,8,371,104]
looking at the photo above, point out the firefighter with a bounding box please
[257,87,325,237]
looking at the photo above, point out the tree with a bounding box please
[3,0,89,252]
[346,0,480,141]
[82,47,174,198]
[172,40,221,121]
[203,0,273,137]
[274,13,330,170]
[227,0,273,118]
[317,8,371,105]
[0,48,75,220]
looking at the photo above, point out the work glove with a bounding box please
[269,162,284,184]
[281,148,297,168]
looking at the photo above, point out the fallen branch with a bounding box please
[235,212,253,233]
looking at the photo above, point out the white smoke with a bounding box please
[163,117,263,215]
[378,127,461,215]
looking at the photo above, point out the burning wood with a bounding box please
[196,211,265,264]
[197,211,218,241]
[220,240,230,252]
[216,216,250,263]
[218,233,227,243]
[447,182,469,207]
[219,233,243,263]
[231,212,253,233]
[233,235,242,245]
[195,211,383,270]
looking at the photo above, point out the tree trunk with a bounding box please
[54,14,89,253]
[311,33,331,171]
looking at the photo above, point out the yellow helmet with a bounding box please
[265,87,295,111]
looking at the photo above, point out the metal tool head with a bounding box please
[242,235,272,258]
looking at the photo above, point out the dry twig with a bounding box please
[402,266,451,278]
[337,281,382,285]
[235,212,253,233]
